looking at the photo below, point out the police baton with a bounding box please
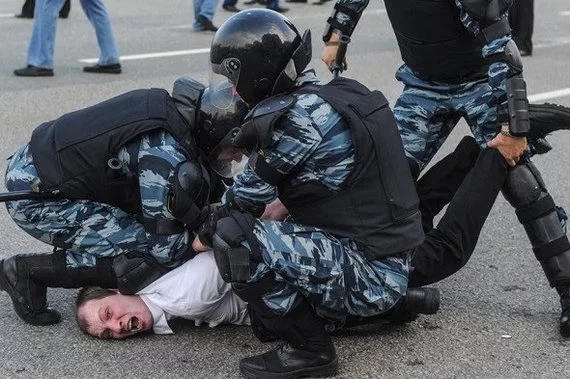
[331,34,351,78]
[0,190,59,203]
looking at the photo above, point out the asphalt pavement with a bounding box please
[1,0,570,378]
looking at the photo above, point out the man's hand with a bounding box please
[487,133,528,167]
[261,198,289,221]
[321,33,341,72]
[192,234,211,253]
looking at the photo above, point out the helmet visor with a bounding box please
[208,128,248,178]
[209,59,243,108]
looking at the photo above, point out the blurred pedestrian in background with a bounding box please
[193,0,219,31]
[14,0,121,77]
[509,0,534,56]
[15,0,70,19]
[222,0,241,13]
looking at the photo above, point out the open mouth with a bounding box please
[127,317,141,332]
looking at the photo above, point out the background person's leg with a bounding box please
[59,0,70,18]
[22,0,64,70]
[79,0,120,68]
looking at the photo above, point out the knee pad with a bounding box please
[212,211,261,283]
[502,163,570,286]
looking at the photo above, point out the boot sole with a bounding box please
[240,357,338,379]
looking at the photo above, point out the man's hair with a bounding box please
[75,287,115,335]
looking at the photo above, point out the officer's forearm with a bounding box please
[323,0,370,42]
[484,38,530,137]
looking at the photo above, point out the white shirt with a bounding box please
[138,251,250,334]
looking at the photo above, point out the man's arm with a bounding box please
[455,0,527,165]
[321,0,370,69]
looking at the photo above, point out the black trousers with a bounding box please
[508,0,534,54]
[20,0,70,18]
[409,147,508,287]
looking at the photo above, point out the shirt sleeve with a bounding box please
[137,133,191,266]
[225,106,323,206]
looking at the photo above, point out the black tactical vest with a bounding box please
[29,88,196,214]
[384,0,487,81]
[247,77,424,259]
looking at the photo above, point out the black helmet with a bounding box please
[196,82,250,178]
[209,9,312,106]
[195,82,250,156]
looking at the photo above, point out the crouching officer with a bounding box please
[193,9,442,378]
[0,77,249,327]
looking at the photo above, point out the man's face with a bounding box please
[78,293,153,340]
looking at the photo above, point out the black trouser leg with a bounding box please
[409,148,508,287]
[417,136,481,232]
[59,0,70,18]
[508,0,534,53]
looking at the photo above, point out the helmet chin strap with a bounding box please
[270,29,312,97]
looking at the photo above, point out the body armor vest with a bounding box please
[247,77,424,259]
[29,88,197,215]
[384,0,487,81]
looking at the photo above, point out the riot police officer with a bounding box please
[321,0,570,337]
[197,9,514,378]
[0,77,248,327]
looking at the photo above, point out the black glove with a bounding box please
[197,204,231,247]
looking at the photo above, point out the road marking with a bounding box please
[78,48,211,63]
[0,13,16,18]
[561,11,570,16]
[529,88,570,102]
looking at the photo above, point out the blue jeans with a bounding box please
[28,0,120,68]
[193,0,219,31]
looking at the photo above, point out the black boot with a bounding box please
[557,286,570,337]
[0,254,61,326]
[0,251,117,326]
[344,287,440,328]
[528,102,570,155]
[240,303,338,379]
[29,250,117,290]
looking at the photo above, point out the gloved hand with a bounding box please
[197,204,231,247]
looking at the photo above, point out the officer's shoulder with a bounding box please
[246,95,296,120]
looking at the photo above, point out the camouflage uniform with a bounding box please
[224,71,410,321]
[333,0,511,167]
[5,130,190,270]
